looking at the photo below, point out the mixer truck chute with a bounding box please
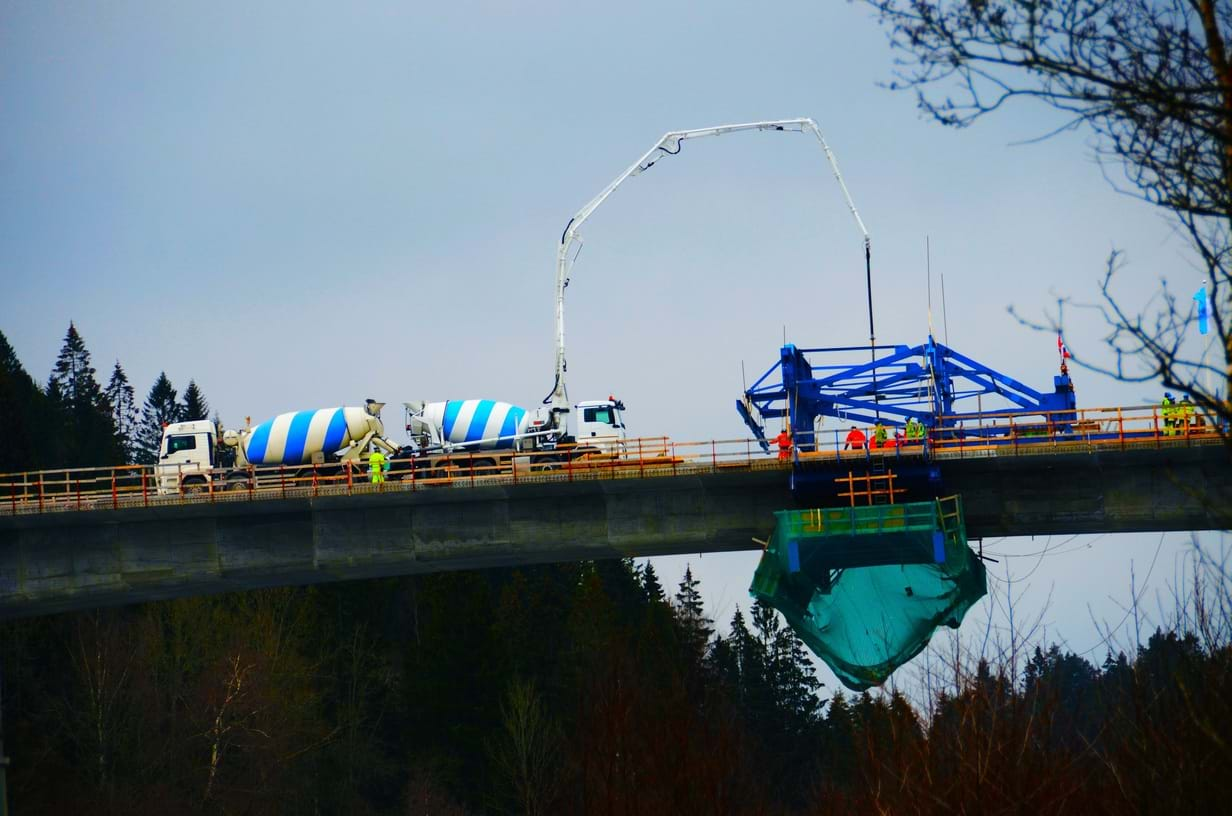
[157,399,398,494]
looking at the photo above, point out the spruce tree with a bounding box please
[0,330,44,471]
[673,565,713,667]
[181,380,210,422]
[46,323,120,466]
[135,372,180,464]
[755,600,821,736]
[642,562,666,604]
[104,362,139,464]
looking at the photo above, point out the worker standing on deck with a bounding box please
[873,421,888,449]
[1180,395,1195,434]
[844,426,867,451]
[369,448,387,484]
[905,416,925,443]
[773,429,793,462]
[1161,392,1176,436]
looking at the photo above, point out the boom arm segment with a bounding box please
[545,118,871,416]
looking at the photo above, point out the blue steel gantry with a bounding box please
[737,336,1077,453]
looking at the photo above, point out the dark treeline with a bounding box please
[2,326,1230,813]
[0,324,214,474]
[1,562,1230,815]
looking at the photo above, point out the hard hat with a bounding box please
[1165,392,1175,399]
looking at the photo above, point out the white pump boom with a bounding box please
[546,118,872,418]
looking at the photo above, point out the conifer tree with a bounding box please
[135,372,180,464]
[673,565,713,666]
[46,323,120,466]
[0,329,45,471]
[181,380,210,422]
[104,362,139,464]
[642,562,665,604]
[753,599,822,734]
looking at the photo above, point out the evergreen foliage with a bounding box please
[46,323,122,466]
[0,330,46,471]
[0,551,1227,814]
[181,380,209,422]
[673,564,712,669]
[136,372,180,464]
[104,362,139,464]
[642,561,665,604]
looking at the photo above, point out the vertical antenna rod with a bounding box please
[864,237,878,418]
[926,236,934,336]
[941,271,951,347]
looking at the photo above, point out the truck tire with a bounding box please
[225,478,249,492]
[181,477,207,496]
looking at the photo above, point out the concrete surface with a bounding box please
[0,444,1227,618]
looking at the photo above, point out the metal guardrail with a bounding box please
[0,405,1225,516]
[0,438,783,516]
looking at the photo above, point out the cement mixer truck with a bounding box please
[391,396,627,480]
[155,399,399,494]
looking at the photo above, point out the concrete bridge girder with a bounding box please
[0,445,1227,619]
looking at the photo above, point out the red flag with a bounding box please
[1057,333,1071,359]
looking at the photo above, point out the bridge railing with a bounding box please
[1,406,1225,516]
[0,436,787,516]
[927,403,1226,458]
[776,403,1225,464]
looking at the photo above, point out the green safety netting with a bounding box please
[750,497,987,691]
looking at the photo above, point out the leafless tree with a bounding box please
[490,677,564,816]
[863,0,1232,428]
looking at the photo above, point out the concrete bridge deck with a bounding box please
[0,443,1227,618]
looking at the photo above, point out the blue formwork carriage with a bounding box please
[736,335,1077,455]
[750,496,988,691]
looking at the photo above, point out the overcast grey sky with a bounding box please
[2,1,1220,687]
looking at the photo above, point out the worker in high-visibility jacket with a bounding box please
[905,416,925,442]
[369,449,387,484]
[1180,395,1196,434]
[844,426,867,451]
[773,429,793,462]
[1161,392,1176,436]
[873,421,889,449]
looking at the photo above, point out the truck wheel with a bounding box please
[226,479,249,492]
[181,478,206,496]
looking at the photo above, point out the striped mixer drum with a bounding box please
[412,400,530,450]
[242,406,387,466]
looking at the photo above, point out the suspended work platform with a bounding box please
[750,496,987,691]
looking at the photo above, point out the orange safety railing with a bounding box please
[0,408,1224,516]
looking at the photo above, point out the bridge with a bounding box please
[1,408,1228,618]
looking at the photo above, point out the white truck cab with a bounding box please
[575,398,627,446]
[157,420,217,494]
